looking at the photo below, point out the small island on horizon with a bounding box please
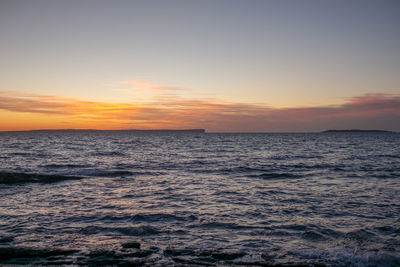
[322,129,393,133]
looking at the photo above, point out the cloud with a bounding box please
[109,79,184,92]
[0,91,141,120]
[0,90,399,131]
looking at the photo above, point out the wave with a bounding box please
[192,221,255,230]
[71,169,166,178]
[130,213,198,223]
[0,246,78,261]
[79,225,162,236]
[74,170,135,177]
[208,166,304,179]
[2,243,399,266]
[376,154,400,159]
[39,163,89,169]
[89,151,126,157]
[0,236,13,243]
[218,166,266,173]
[290,248,400,267]
[249,172,303,179]
[0,171,82,184]
[64,213,198,224]
[0,168,169,184]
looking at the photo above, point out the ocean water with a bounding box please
[0,131,399,266]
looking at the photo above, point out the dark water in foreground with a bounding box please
[0,132,399,266]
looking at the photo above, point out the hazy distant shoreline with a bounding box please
[322,129,393,133]
[0,129,206,133]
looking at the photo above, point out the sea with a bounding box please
[0,131,399,266]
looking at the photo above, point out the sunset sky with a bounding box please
[1,0,399,132]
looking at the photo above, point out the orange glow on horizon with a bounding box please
[0,91,399,132]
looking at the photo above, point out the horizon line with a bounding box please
[0,128,396,134]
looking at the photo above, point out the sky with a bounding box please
[0,0,399,132]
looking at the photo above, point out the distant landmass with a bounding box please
[322,129,392,133]
[1,129,206,133]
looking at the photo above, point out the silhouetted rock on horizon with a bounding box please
[322,129,392,133]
